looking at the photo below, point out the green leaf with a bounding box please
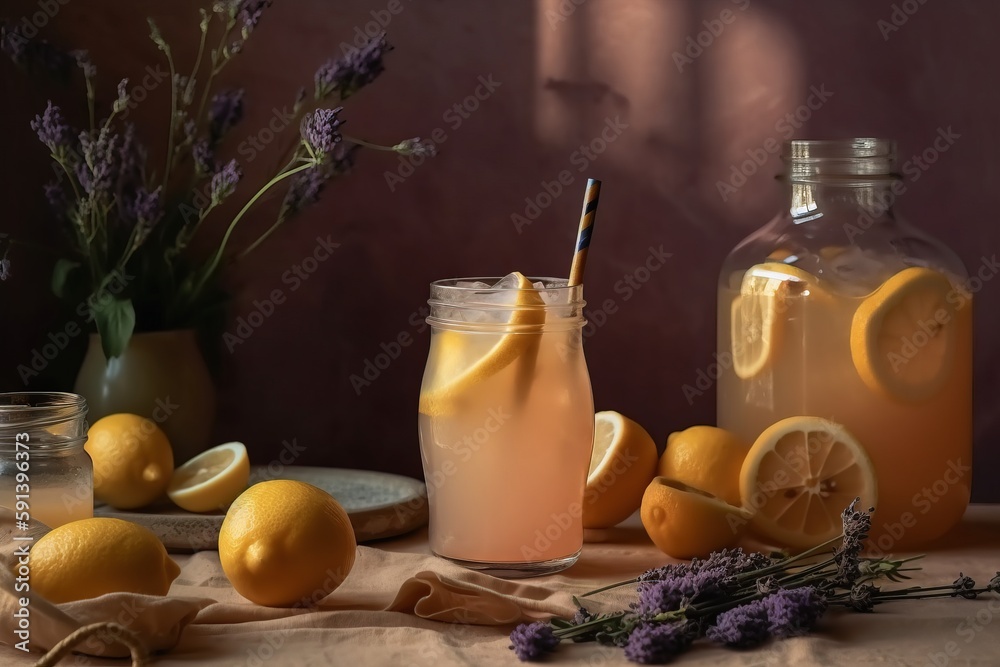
[51,259,80,298]
[92,297,136,359]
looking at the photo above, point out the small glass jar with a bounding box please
[718,139,972,550]
[417,277,594,577]
[0,392,93,529]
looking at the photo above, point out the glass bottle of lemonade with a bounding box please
[718,139,972,550]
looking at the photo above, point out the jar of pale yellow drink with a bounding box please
[718,139,971,551]
[0,392,93,528]
[417,274,594,577]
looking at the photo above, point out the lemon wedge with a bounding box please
[418,272,544,417]
[167,442,250,513]
[740,416,878,550]
[850,266,958,402]
[582,411,658,529]
[731,262,817,379]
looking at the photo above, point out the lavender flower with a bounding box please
[71,49,96,78]
[31,102,72,154]
[112,78,131,113]
[640,548,772,585]
[637,563,691,583]
[762,587,828,638]
[509,622,559,662]
[133,186,163,224]
[706,600,770,648]
[183,119,198,143]
[0,257,10,281]
[571,607,593,625]
[193,139,216,175]
[624,622,693,664]
[951,574,978,599]
[834,498,872,585]
[77,128,121,197]
[238,0,272,34]
[210,159,242,204]
[701,548,774,577]
[208,89,245,143]
[756,576,780,596]
[314,33,392,100]
[117,123,146,192]
[175,74,195,107]
[282,165,329,216]
[130,186,164,247]
[301,107,343,158]
[394,137,437,158]
[635,567,726,615]
[847,582,878,612]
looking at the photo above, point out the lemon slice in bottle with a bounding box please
[167,442,250,513]
[731,262,817,379]
[418,272,545,417]
[850,266,958,402]
[739,416,878,550]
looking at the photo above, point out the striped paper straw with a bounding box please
[569,178,601,286]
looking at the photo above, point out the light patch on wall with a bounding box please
[701,2,803,212]
[534,0,687,164]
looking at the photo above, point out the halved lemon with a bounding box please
[640,477,750,560]
[739,416,878,550]
[167,442,250,513]
[418,272,545,417]
[582,411,659,529]
[731,262,818,379]
[851,267,958,402]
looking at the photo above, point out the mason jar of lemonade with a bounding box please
[718,139,972,551]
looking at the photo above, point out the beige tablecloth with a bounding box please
[3,506,1000,666]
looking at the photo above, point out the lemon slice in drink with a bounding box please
[850,267,957,402]
[418,272,545,417]
[740,416,878,550]
[167,442,250,513]
[731,262,817,379]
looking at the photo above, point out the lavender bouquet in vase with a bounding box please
[1,2,432,457]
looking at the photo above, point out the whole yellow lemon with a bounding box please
[85,413,174,509]
[219,480,357,607]
[28,517,180,603]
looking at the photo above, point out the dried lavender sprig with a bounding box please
[314,33,391,100]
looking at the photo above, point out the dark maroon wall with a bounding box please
[2,0,997,500]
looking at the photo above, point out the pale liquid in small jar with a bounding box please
[418,330,594,564]
[717,269,972,549]
[29,487,93,528]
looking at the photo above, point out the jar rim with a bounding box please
[0,392,88,432]
[781,138,898,181]
[427,277,585,331]
[430,276,577,291]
